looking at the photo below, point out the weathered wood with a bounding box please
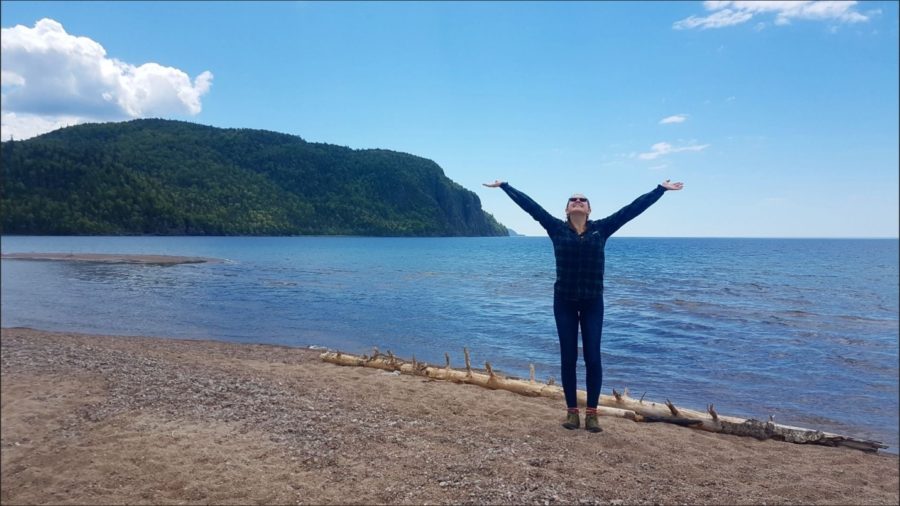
[320,350,888,453]
[599,389,887,450]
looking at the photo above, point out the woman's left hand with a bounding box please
[661,179,684,191]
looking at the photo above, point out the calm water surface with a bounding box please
[2,236,898,452]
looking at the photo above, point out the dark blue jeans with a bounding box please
[553,295,604,409]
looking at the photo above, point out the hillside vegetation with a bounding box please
[1,119,507,236]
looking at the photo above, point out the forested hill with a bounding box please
[0,119,508,236]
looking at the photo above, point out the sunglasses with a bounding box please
[568,197,588,203]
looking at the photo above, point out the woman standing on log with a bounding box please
[483,179,684,432]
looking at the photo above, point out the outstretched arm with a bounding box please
[483,180,561,232]
[597,180,683,236]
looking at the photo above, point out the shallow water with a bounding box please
[2,236,897,451]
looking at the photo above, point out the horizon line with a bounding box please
[1,234,897,240]
[514,235,900,240]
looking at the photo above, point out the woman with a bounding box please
[483,179,684,432]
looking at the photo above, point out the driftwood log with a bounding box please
[320,348,888,453]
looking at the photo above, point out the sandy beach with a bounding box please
[1,327,897,505]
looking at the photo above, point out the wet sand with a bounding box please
[1,327,897,505]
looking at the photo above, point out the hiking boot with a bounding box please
[562,411,580,430]
[585,413,603,433]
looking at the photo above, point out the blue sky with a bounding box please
[2,1,897,237]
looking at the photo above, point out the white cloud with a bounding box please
[0,18,213,139]
[0,70,25,87]
[673,8,754,29]
[673,1,870,30]
[0,111,83,141]
[638,141,710,160]
[659,114,688,124]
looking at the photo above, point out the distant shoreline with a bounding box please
[0,252,220,265]
[1,234,896,239]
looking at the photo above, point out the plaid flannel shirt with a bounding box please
[500,182,667,300]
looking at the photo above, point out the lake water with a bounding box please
[2,236,898,452]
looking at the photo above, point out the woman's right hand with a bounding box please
[483,180,505,188]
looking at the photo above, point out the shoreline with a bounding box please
[4,324,894,455]
[0,252,220,265]
[2,327,898,505]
